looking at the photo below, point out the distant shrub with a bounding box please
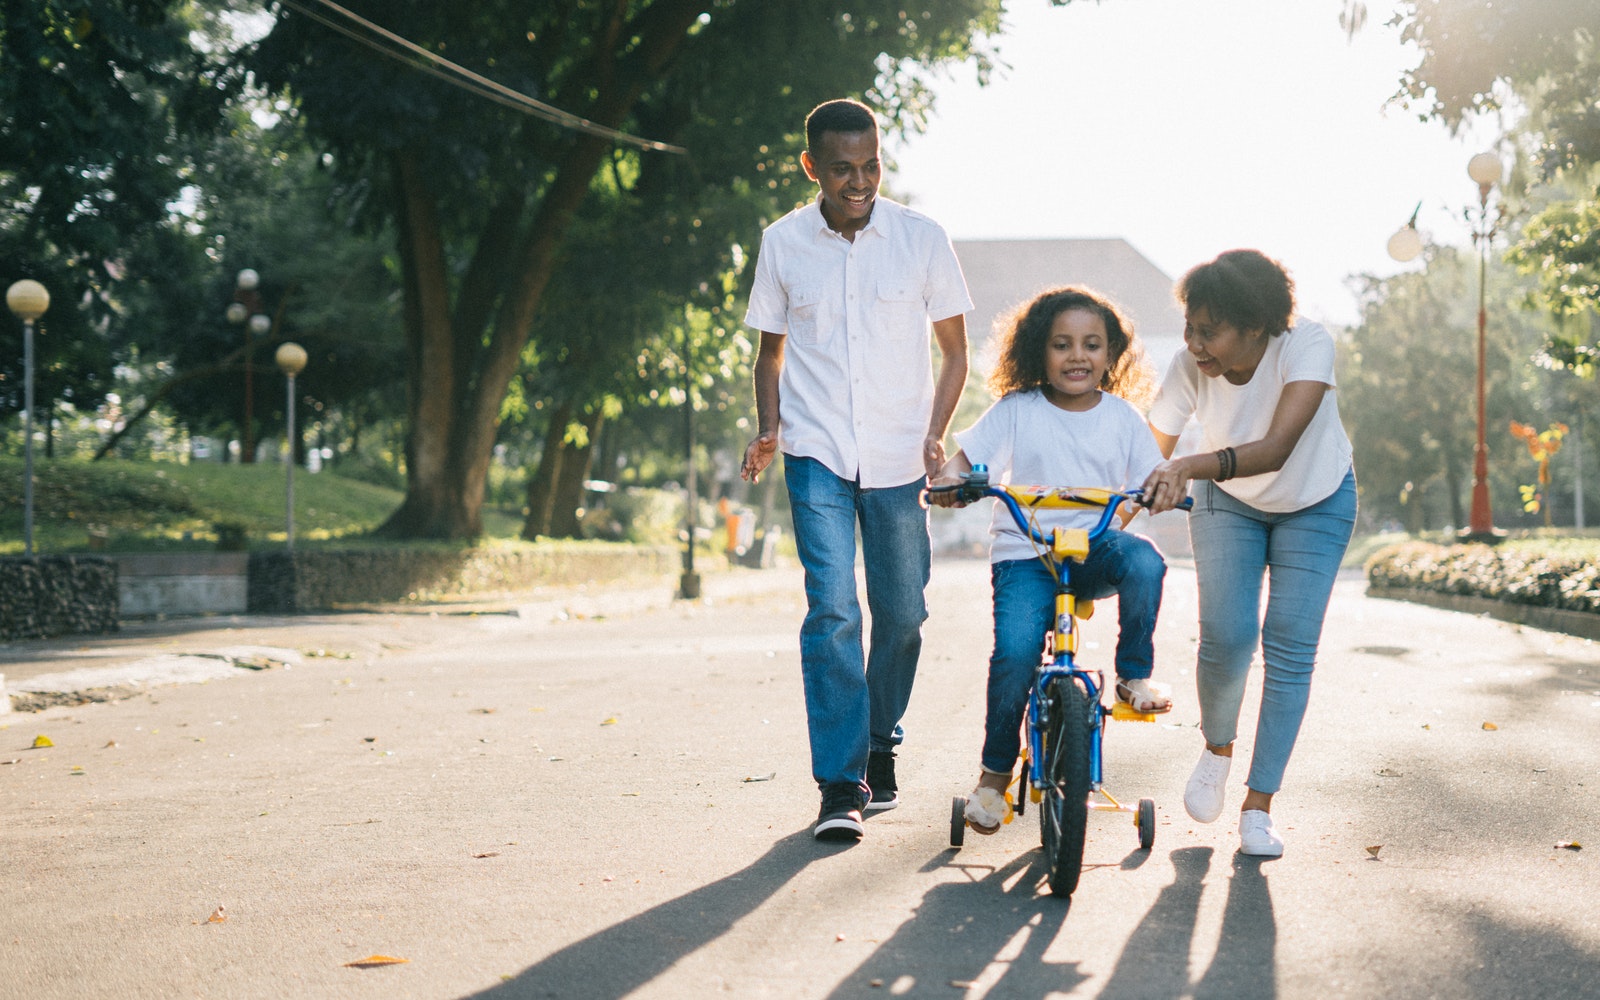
[1366,540,1600,614]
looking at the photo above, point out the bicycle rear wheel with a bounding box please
[1039,674,1092,897]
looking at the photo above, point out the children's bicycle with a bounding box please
[925,464,1190,897]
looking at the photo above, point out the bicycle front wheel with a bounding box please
[1039,674,1092,897]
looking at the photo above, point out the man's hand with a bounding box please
[923,435,947,480]
[741,432,779,483]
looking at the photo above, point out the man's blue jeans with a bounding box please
[1188,470,1357,795]
[784,455,930,795]
[981,529,1166,773]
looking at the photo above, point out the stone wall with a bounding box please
[0,556,119,640]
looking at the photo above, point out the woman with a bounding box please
[1141,249,1356,858]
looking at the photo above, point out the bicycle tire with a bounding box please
[1039,674,1092,897]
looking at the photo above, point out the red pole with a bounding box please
[1467,183,1494,537]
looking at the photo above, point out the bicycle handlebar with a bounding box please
[923,465,1192,549]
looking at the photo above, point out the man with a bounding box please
[740,98,971,841]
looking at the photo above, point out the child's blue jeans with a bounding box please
[981,529,1166,773]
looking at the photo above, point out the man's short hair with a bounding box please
[805,99,878,153]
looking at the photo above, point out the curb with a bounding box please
[1366,585,1600,641]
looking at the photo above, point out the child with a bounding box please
[929,286,1170,834]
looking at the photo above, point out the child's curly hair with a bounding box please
[986,286,1157,409]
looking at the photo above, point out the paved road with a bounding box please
[3,555,1598,999]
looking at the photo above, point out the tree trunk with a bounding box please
[548,410,604,539]
[366,8,705,541]
[522,402,572,540]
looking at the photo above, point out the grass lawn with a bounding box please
[0,456,524,554]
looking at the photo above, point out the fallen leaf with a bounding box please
[207,906,227,923]
[1365,845,1383,858]
[1482,721,1499,731]
[344,955,409,968]
[743,772,777,783]
[31,735,53,748]
[1555,841,1582,851]
[600,716,619,726]
[103,740,118,749]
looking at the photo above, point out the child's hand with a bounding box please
[926,474,969,508]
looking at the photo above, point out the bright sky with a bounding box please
[885,0,1506,329]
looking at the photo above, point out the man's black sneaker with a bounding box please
[814,784,866,841]
[866,750,899,812]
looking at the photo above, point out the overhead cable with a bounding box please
[276,0,686,155]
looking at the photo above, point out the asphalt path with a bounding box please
[3,554,1599,999]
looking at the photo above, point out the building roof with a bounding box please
[954,237,1185,373]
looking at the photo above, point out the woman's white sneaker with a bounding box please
[1183,748,1231,823]
[1238,809,1284,857]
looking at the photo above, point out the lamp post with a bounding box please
[228,269,273,463]
[7,279,50,556]
[678,323,701,600]
[1386,152,1504,540]
[1464,151,1503,540]
[275,342,307,552]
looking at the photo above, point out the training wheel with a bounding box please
[950,795,967,848]
[1136,797,1156,850]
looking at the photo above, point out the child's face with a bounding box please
[1183,305,1269,383]
[1042,308,1109,410]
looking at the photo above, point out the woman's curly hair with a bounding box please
[986,286,1157,409]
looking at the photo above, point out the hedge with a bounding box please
[1365,541,1600,614]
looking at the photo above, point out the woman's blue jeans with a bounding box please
[1188,470,1356,795]
[783,455,931,794]
[981,529,1166,773]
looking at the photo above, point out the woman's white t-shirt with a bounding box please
[1147,318,1352,513]
[955,389,1164,564]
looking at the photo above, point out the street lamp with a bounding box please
[1464,151,1504,540]
[228,268,273,464]
[1386,202,1423,263]
[1386,152,1504,540]
[275,342,307,552]
[7,279,50,556]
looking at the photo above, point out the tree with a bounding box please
[1343,246,1572,531]
[1,0,235,435]
[1388,1,1600,365]
[250,1,1008,539]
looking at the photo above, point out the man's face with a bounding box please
[801,129,881,235]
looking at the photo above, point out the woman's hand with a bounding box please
[1141,458,1194,515]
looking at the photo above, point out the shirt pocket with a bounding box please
[786,283,824,344]
[876,276,926,336]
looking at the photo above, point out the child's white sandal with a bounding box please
[963,786,1012,834]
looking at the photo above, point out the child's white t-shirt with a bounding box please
[955,389,1164,564]
[1146,318,1352,512]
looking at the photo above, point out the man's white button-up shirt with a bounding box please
[744,197,972,489]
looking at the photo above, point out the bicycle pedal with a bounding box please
[1110,701,1157,722]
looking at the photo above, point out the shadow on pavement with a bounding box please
[1099,847,1277,1000]
[824,851,1085,998]
[461,829,822,1000]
